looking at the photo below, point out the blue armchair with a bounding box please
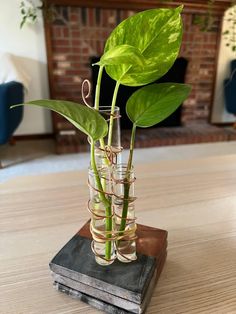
[0,81,24,145]
[224,60,236,117]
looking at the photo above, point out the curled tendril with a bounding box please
[82,79,92,108]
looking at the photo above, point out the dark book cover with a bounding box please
[51,249,167,314]
[50,234,156,304]
[54,281,133,314]
[49,222,168,313]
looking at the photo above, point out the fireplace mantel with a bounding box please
[47,0,232,14]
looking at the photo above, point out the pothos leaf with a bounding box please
[11,100,108,141]
[126,83,191,127]
[104,6,183,86]
[95,44,146,67]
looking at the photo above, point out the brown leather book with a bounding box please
[79,220,168,264]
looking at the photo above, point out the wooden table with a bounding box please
[1,154,236,313]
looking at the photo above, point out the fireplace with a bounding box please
[44,0,231,153]
[91,56,188,129]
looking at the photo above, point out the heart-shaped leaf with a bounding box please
[126,83,191,127]
[104,6,183,86]
[95,44,145,67]
[12,100,108,141]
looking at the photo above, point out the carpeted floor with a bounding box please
[1,139,236,183]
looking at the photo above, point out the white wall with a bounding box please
[212,6,236,124]
[0,0,52,135]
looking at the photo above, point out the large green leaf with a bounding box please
[12,100,108,141]
[126,83,191,127]
[104,6,183,86]
[95,44,145,67]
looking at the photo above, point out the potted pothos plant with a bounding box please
[14,5,191,265]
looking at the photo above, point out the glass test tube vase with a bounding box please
[88,167,116,266]
[112,164,137,263]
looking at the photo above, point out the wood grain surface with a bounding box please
[1,154,236,314]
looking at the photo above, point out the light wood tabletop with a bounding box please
[1,154,236,314]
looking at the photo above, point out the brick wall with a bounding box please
[49,6,221,125]
[180,14,221,123]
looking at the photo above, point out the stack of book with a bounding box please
[50,221,167,314]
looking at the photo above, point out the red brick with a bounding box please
[70,13,79,22]
[53,39,70,46]
[71,30,80,37]
[88,8,94,27]
[53,46,71,54]
[71,47,81,53]
[82,47,89,54]
[52,27,62,38]
[63,28,69,38]
[71,39,81,46]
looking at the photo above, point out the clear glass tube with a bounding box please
[88,167,116,266]
[112,163,137,263]
[95,106,121,167]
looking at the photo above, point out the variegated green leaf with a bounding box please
[104,6,183,86]
[95,44,145,67]
[12,100,108,141]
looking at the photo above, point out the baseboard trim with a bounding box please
[13,133,54,141]
[211,122,234,127]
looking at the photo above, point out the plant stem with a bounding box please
[127,124,136,171]
[94,65,110,165]
[90,140,112,260]
[94,66,104,110]
[119,124,136,234]
[107,81,120,146]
